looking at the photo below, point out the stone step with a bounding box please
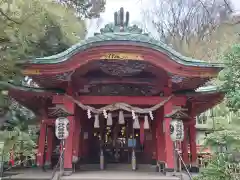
[78,164,157,172]
[2,170,181,180]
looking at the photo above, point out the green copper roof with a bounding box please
[195,86,219,93]
[24,8,223,68]
[0,81,65,94]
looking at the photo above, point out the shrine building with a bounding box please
[4,8,224,175]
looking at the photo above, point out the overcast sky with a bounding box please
[87,0,240,37]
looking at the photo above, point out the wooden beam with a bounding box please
[53,95,186,106]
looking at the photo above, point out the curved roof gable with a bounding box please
[24,8,223,69]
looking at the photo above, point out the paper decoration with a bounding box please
[103,109,108,119]
[107,113,113,126]
[144,115,149,129]
[133,115,140,129]
[87,109,92,119]
[94,114,100,128]
[119,110,125,124]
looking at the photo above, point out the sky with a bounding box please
[87,0,240,37]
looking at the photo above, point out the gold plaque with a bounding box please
[22,69,40,75]
[100,53,144,60]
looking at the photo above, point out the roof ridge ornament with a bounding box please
[95,7,147,35]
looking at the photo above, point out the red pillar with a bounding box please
[45,126,54,168]
[181,122,189,165]
[156,108,165,164]
[64,116,75,174]
[151,115,157,163]
[36,121,47,167]
[163,101,174,171]
[72,107,81,163]
[189,118,197,167]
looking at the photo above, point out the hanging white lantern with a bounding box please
[107,113,113,126]
[94,114,100,128]
[118,110,125,124]
[103,109,108,119]
[170,119,184,142]
[87,109,92,119]
[133,115,140,129]
[132,110,136,120]
[144,115,149,129]
[149,111,154,120]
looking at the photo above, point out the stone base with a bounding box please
[189,166,199,173]
[156,161,165,172]
[63,168,73,176]
[44,161,52,169]
[164,168,174,172]
[181,165,199,173]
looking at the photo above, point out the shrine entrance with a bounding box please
[86,113,150,167]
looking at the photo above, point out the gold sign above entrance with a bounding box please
[22,69,40,75]
[100,53,144,61]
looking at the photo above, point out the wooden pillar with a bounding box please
[181,122,189,166]
[36,121,47,167]
[63,116,75,174]
[45,126,54,168]
[188,103,198,172]
[163,100,174,171]
[62,94,75,175]
[151,116,157,164]
[156,108,165,166]
[72,107,82,163]
[189,118,197,167]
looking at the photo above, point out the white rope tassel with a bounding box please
[94,114,100,128]
[103,109,108,119]
[149,111,154,120]
[133,115,140,129]
[87,109,92,119]
[132,110,136,120]
[118,110,125,124]
[107,113,113,126]
[144,115,150,129]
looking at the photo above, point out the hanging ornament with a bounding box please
[103,109,108,119]
[107,113,113,126]
[94,114,100,128]
[87,109,92,119]
[133,115,140,129]
[118,110,125,124]
[132,110,136,120]
[144,115,149,129]
[149,111,154,120]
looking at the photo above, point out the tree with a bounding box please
[59,0,106,18]
[194,48,240,179]
[143,0,238,61]
[0,0,86,80]
[219,45,240,111]
[0,0,88,124]
[0,108,37,164]
[0,0,91,163]
[194,153,240,180]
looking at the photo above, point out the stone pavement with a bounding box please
[2,166,198,180]
[2,169,181,180]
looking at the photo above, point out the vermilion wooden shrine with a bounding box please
[5,8,224,175]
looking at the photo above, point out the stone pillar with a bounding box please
[63,116,75,175]
[45,126,54,169]
[181,122,189,167]
[36,121,47,168]
[163,101,174,172]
